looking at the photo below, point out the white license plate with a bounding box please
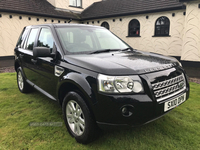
[164,93,186,112]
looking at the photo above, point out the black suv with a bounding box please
[14,24,190,144]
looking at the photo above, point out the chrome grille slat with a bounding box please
[152,74,184,90]
[151,73,186,102]
[154,82,183,98]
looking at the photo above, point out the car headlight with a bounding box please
[98,74,144,93]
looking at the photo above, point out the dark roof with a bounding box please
[179,0,194,1]
[0,0,186,21]
[81,0,185,20]
[0,0,79,20]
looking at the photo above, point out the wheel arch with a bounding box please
[57,73,97,119]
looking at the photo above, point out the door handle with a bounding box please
[31,59,37,64]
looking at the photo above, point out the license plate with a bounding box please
[164,93,186,112]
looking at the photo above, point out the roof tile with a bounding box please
[0,0,78,20]
[81,0,184,19]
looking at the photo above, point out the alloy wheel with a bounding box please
[66,100,85,136]
[18,71,24,90]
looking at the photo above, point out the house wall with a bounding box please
[0,12,78,57]
[47,0,55,6]
[84,10,186,57]
[182,0,200,61]
[48,0,101,12]
[1,1,200,62]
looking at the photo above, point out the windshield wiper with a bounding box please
[121,47,134,51]
[90,49,118,54]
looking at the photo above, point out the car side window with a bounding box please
[16,28,29,48]
[37,28,54,50]
[25,28,39,50]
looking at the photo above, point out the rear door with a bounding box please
[15,27,29,68]
[17,27,40,84]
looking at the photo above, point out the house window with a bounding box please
[128,19,140,37]
[155,16,170,36]
[101,22,109,30]
[69,0,82,7]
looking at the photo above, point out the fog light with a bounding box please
[122,107,128,114]
[121,105,134,117]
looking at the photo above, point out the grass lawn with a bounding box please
[0,72,200,150]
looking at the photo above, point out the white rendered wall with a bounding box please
[182,0,200,62]
[0,12,78,57]
[85,10,185,58]
[53,0,101,12]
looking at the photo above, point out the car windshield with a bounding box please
[56,26,129,54]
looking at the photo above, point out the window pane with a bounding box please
[77,0,81,7]
[96,31,120,49]
[156,26,161,35]
[26,28,38,50]
[129,19,140,36]
[156,21,160,25]
[56,27,128,53]
[69,0,76,6]
[164,27,169,34]
[85,35,93,48]
[101,22,110,30]
[17,28,29,48]
[160,26,165,34]
[155,17,170,36]
[37,28,54,50]
[165,19,169,25]
[68,32,74,43]
[130,20,139,27]
[160,20,165,25]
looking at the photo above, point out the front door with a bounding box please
[31,27,57,98]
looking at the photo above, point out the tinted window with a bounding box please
[37,28,54,50]
[16,28,29,48]
[128,19,140,36]
[155,16,170,36]
[101,22,109,30]
[25,28,38,50]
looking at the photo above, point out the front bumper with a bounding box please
[93,87,189,129]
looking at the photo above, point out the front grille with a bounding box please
[152,74,186,102]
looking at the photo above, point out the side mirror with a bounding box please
[33,47,55,58]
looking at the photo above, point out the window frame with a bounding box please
[69,0,82,8]
[127,19,141,37]
[154,16,170,37]
[101,22,110,30]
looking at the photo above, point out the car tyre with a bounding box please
[62,91,99,144]
[17,68,32,93]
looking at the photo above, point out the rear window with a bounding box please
[16,27,29,48]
